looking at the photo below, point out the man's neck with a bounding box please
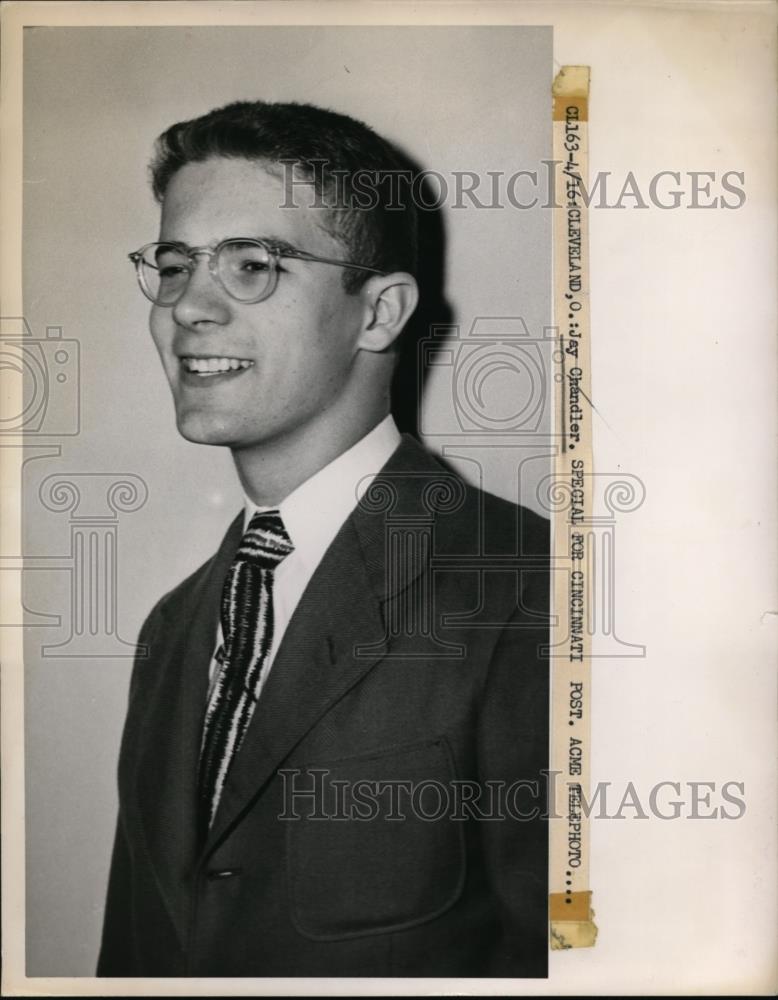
[231,408,392,508]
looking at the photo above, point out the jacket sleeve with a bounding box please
[476,559,550,977]
[96,816,138,976]
[96,605,161,976]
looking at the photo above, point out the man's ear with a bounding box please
[356,272,419,353]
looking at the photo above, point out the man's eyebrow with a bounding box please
[159,235,305,256]
[256,235,300,254]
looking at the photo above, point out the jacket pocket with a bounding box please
[285,736,466,940]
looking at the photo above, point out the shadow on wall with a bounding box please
[389,147,452,438]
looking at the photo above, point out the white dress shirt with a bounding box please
[207,415,401,699]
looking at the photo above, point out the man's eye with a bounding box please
[158,264,188,278]
[238,259,271,273]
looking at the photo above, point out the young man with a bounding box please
[98,101,550,978]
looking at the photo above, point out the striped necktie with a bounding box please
[198,510,294,834]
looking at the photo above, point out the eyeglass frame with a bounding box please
[128,236,386,306]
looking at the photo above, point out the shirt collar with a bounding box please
[242,415,401,572]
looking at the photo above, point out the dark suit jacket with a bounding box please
[98,435,550,978]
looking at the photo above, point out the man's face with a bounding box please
[149,157,366,451]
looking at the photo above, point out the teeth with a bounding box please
[181,357,253,375]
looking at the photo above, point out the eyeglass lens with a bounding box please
[139,241,274,304]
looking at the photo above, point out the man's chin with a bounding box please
[175,412,239,448]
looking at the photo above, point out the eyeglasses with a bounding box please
[128,237,384,306]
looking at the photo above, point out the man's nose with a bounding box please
[171,257,231,328]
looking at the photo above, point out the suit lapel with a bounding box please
[205,517,386,847]
[204,434,446,848]
[132,513,243,945]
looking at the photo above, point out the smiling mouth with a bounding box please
[180,356,254,377]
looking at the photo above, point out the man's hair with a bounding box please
[150,100,418,293]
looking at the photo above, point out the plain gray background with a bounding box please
[22,25,552,974]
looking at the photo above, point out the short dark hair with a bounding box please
[149,100,418,293]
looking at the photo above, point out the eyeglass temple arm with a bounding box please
[279,248,384,275]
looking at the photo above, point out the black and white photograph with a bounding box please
[1,1,776,996]
[18,18,554,982]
